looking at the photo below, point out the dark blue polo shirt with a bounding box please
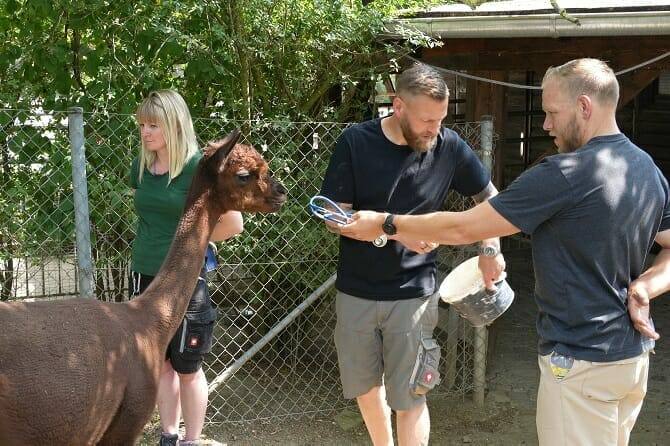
[490,133,670,361]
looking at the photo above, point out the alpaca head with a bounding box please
[202,129,287,213]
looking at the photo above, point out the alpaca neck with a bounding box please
[133,187,220,341]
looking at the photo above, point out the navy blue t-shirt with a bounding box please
[320,117,490,300]
[490,133,670,362]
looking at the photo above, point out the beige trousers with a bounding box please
[536,352,649,446]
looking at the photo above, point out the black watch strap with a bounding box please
[382,213,397,236]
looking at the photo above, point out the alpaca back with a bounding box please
[0,299,161,444]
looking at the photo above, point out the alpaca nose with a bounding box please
[274,181,287,196]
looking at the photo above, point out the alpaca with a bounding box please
[0,129,287,445]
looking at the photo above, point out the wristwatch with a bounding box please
[478,245,500,257]
[382,214,397,236]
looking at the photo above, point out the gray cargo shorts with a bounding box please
[334,290,440,411]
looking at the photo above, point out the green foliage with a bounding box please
[0,1,443,300]
[0,0,441,121]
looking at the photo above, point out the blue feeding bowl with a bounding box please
[439,256,515,327]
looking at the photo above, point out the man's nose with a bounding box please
[543,116,551,131]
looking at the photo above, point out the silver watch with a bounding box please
[478,245,500,257]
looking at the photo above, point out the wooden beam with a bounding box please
[422,49,670,72]
[465,71,507,187]
[425,36,670,56]
[618,69,661,110]
[420,36,670,72]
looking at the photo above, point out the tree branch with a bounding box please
[550,0,581,26]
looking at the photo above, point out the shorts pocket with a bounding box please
[178,307,218,359]
[409,337,441,395]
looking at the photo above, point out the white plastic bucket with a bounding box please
[439,256,515,327]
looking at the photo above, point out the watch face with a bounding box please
[481,246,498,256]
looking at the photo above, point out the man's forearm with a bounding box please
[635,248,670,299]
[394,211,477,246]
[473,183,501,250]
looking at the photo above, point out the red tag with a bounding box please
[189,337,199,347]
[424,372,433,382]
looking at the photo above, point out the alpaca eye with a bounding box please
[237,173,251,184]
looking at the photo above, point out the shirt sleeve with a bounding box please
[659,179,670,232]
[319,132,355,204]
[450,136,491,197]
[489,160,574,235]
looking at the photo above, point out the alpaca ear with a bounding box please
[203,129,241,166]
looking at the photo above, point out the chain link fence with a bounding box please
[0,108,494,423]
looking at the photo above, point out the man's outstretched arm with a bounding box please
[340,201,520,246]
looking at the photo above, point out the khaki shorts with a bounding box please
[537,351,649,446]
[334,291,440,411]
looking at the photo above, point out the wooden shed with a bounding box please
[385,0,670,187]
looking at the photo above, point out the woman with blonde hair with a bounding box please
[129,89,243,445]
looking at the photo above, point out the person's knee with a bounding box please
[357,385,383,402]
[177,368,204,383]
[396,401,428,421]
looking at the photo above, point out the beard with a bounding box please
[556,115,583,153]
[399,117,437,152]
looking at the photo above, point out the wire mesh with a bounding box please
[0,108,494,423]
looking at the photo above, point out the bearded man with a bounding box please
[340,58,670,446]
[319,63,505,446]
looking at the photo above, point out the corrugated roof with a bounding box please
[415,0,670,17]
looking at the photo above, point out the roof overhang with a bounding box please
[388,10,670,39]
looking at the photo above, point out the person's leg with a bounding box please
[383,293,439,446]
[356,385,394,446]
[396,401,429,446]
[334,292,391,445]
[616,353,649,445]
[179,368,209,442]
[536,353,648,446]
[166,270,213,443]
[536,354,615,446]
[157,360,181,435]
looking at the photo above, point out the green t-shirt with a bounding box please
[129,151,203,275]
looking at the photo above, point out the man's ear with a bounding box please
[203,129,241,168]
[577,95,593,120]
[392,96,404,117]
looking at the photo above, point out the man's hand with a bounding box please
[340,211,386,242]
[393,234,439,254]
[628,281,660,340]
[321,202,353,235]
[478,254,506,290]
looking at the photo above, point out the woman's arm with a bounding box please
[210,211,244,241]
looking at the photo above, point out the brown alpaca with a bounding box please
[0,129,287,445]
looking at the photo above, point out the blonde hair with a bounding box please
[542,58,619,107]
[396,63,450,101]
[135,89,199,183]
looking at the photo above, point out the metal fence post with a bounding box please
[69,107,94,299]
[473,115,494,406]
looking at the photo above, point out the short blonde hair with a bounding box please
[542,58,619,107]
[396,63,450,101]
[135,89,199,183]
